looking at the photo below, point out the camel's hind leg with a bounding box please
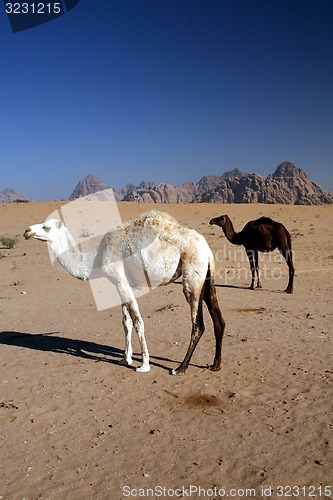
[203,266,225,371]
[171,287,205,375]
[285,250,295,293]
[278,230,295,294]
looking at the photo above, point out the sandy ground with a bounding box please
[0,201,332,500]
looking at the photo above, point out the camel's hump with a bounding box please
[132,211,179,227]
[252,216,281,226]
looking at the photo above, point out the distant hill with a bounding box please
[68,174,122,201]
[0,188,31,203]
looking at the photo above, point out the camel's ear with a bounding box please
[56,220,64,229]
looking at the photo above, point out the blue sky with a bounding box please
[0,0,332,201]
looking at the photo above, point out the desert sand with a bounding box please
[0,201,332,499]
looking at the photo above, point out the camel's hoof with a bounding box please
[285,289,293,294]
[207,364,221,372]
[170,368,185,375]
[136,365,150,373]
[119,358,133,366]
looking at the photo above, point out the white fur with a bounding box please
[24,211,222,374]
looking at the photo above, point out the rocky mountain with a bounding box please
[0,188,31,203]
[121,162,332,205]
[1,162,331,204]
[68,175,122,201]
[193,162,333,205]
[67,162,333,205]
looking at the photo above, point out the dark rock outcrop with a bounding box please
[123,181,197,203]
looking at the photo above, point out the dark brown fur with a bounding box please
[174,265,225,374]
[210,215,294,293]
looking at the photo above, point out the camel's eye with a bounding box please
[43,225,51,232]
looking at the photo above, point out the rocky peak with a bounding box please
[222,167,249,179]
[68,175,122,201]
[271,162,309,181]
[0,188,31,203]
[69,175,108,200]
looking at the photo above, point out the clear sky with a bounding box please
[0,0,332,201]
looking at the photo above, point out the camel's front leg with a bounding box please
[127,301,150,373]
[116,280,150,373]
[119,304,133,366]
[247,249,256,289]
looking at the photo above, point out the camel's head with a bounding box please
[209,215,229,228]
[23,219,64,242]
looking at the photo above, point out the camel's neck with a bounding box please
[222,219,243,245]
[50,229,97,281]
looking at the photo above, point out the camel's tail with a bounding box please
[202,262,225,371]
[286,229,293,252]
[279,227,294,266]
[283,228,295,294]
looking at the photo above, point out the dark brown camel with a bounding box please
[209,215,295,293]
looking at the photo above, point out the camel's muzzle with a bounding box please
[23,228,36,240]
[209,217,224,227]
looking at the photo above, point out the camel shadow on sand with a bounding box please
[214,283,287,293]
[0,330,203,373]
[174,280,286,292]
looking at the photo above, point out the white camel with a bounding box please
[24,211,225,374]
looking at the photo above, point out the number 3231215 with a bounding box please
[276,485,331,497]
[5,3,62,14]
